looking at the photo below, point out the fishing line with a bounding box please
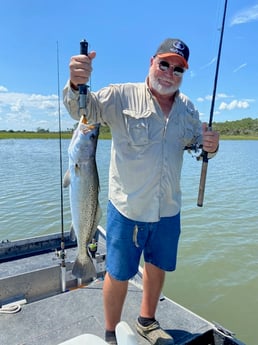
[56,41,66,292]
[210,1,224,68]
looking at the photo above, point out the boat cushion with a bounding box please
[58,334,109,345]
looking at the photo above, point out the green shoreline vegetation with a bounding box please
[1,117,258,140]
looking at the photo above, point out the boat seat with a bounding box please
[58,321,138,345]
[115,321,138,345]
[58,334,109,345]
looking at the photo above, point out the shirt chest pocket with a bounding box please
[123,109,151,146]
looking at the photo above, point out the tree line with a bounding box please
[1,117,258,139]
[213,117,258,137]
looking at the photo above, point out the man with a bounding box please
[63,38,219,345]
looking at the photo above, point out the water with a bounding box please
[0,139,257,345]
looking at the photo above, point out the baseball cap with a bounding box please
[155,38,189,68]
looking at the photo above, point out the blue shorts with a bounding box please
[106,201,181,281]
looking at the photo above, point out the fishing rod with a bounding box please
[56,41,66,292]
[197,0,228,207]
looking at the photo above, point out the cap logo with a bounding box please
[168,40,186,58]
[172,41,185,51]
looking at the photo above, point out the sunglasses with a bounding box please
[158,60,185,77]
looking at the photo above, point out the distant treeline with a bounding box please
[0,125,111,140]
[213,117,258,138]
[1,118,258,140]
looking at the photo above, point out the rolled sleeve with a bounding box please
[63,80,80,121]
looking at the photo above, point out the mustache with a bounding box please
[149,73,181,95]
[158,77,174,84]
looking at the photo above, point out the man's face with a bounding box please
[148,56,185,96]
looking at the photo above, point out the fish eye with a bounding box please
[90,134,96,140]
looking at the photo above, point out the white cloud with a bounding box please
[39,100,57,110]
[197,93,233,103]
[218,100,250,110]
[233,63,247,73]
[0,90,72,131]
[0,92,58,116]
[200,57,217,70]
[10,99,25,113]
[0,85,8,92]
[230,4,258,26]
[7,112,32,122]
[205,95,212,101]
[217,93,234,99]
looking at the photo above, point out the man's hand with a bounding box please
[202,122,219,153]
[69,51,96,90]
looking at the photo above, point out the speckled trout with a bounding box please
[63,116,101,280]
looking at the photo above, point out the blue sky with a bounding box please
[0,0,258,131]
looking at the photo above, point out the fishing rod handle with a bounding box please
[80,39,88,55]
[79,39,88,109]
[197,125,213,207]
[197,156,208,207]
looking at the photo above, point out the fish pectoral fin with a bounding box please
[63,169,71,188]
[70,225,77,242]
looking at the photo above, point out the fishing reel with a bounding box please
[55,248,67,260]
[184,143,203,159]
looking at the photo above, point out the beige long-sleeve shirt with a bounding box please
[63,81,203,222]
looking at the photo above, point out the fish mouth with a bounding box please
[81,115,95,129]
[81,115,87,124]
[79,115,99,133]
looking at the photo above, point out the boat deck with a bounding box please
[0,232,245,345]
[0,277,217,345]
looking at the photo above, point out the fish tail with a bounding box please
[72,256,97,281]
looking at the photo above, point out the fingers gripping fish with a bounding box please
[64,116,102,280]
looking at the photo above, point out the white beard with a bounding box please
[149,71,181,96]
